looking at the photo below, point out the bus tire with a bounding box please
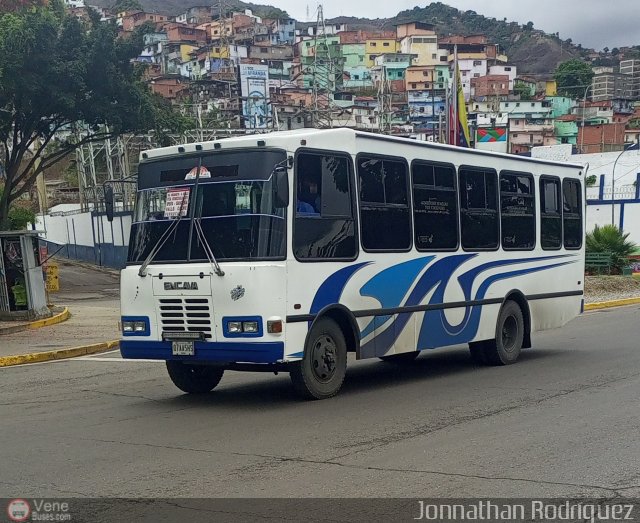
[484,300,524,366]
[290,317,347,400]
[379,351,420,363]
[166,361,224,394]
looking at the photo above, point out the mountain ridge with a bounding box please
[91,0,596,74]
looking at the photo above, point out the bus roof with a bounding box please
[139,129,586,171]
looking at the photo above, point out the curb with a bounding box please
[585,297,640,311]
[0,340,119,368]
[0,307,71,336]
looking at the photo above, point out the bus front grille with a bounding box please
[158,298,213,340]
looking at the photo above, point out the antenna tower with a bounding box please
[311,5,340,128]
[377,64,393,134]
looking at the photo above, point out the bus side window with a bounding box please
[357,155,411,252]
[293,152,357,261]
[459,167,499,250]
[500,171,535,250]
[411,161,458,250]
[562,178,582,249]
[540,176,562,250]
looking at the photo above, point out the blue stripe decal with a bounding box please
[359,254,475,357]
[359,256,435,338]
[418,260,577,348]
[359,254,579,358]
[310,262,371,315]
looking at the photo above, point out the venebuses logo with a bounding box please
[7,499,31,522]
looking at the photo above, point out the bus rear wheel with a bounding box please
[290,317,347,400]
[166,361,224,394]
[483,300,524,366]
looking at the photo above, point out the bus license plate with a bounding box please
[172,341,194,356]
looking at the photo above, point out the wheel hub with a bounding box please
[311,335,337,383]
[502,315,518,352]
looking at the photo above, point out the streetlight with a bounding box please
[579,83,593,154]
[610,138,639,226]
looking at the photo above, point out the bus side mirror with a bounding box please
[104,186,115,222]
[273,167,289,208]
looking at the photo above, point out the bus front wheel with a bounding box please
[290,317,347,400]
[166,361,224,394]
[483,300,524,366]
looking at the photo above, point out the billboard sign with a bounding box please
[239,64,271,130]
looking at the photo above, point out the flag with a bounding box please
[455,64,471,148]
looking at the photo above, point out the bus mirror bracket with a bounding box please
[273,167,289,208]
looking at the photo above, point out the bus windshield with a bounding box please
[127,150,287,264]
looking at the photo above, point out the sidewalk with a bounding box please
[0,259,120,359]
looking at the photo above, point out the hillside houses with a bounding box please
[71,2,640,154]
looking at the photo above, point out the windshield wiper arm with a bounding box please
[138,193,189,277]
[194,217,225,277]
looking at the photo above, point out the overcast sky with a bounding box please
[271,0,640,50]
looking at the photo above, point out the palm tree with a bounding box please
[586,225,638,273]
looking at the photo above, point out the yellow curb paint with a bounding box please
[0,340,119,368]
[584,297,640,311]
[28,307,71,329]
[0,307,71,336]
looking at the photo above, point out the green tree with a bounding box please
[111,0,142,12]
[514,82,533,100]
[0,187,36,229]
[0,1,164,229]
[554,59,593,99]
[586,225,638,272]
[151,94,195,147]
[585,174,597,187]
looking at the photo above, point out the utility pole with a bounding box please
[33,138,47,216]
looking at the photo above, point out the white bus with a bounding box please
[115,129,585,400]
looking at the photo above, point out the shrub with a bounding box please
[586,225,638,273]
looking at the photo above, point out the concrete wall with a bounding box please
[36,206,132,269]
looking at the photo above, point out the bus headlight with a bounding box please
[242,321,259,333]
[223,317,263,337]
[228,321,243,333]
[122,317,149,336]
[133,321,147,333]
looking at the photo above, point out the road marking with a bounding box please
[93,349,120,356]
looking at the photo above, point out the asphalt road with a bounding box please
[1,305,639,503]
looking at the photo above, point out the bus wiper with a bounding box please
[138,193,188,277]
[194,217,225,277]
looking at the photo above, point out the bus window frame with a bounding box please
[356,152,413,254]
[410,159,460,252]
[292,147,360,263]
[539,174,563,251]
[499,169,536,252]
[458,164,500,252]
[562,177,583,251]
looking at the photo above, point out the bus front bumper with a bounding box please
[120,340,285,364]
